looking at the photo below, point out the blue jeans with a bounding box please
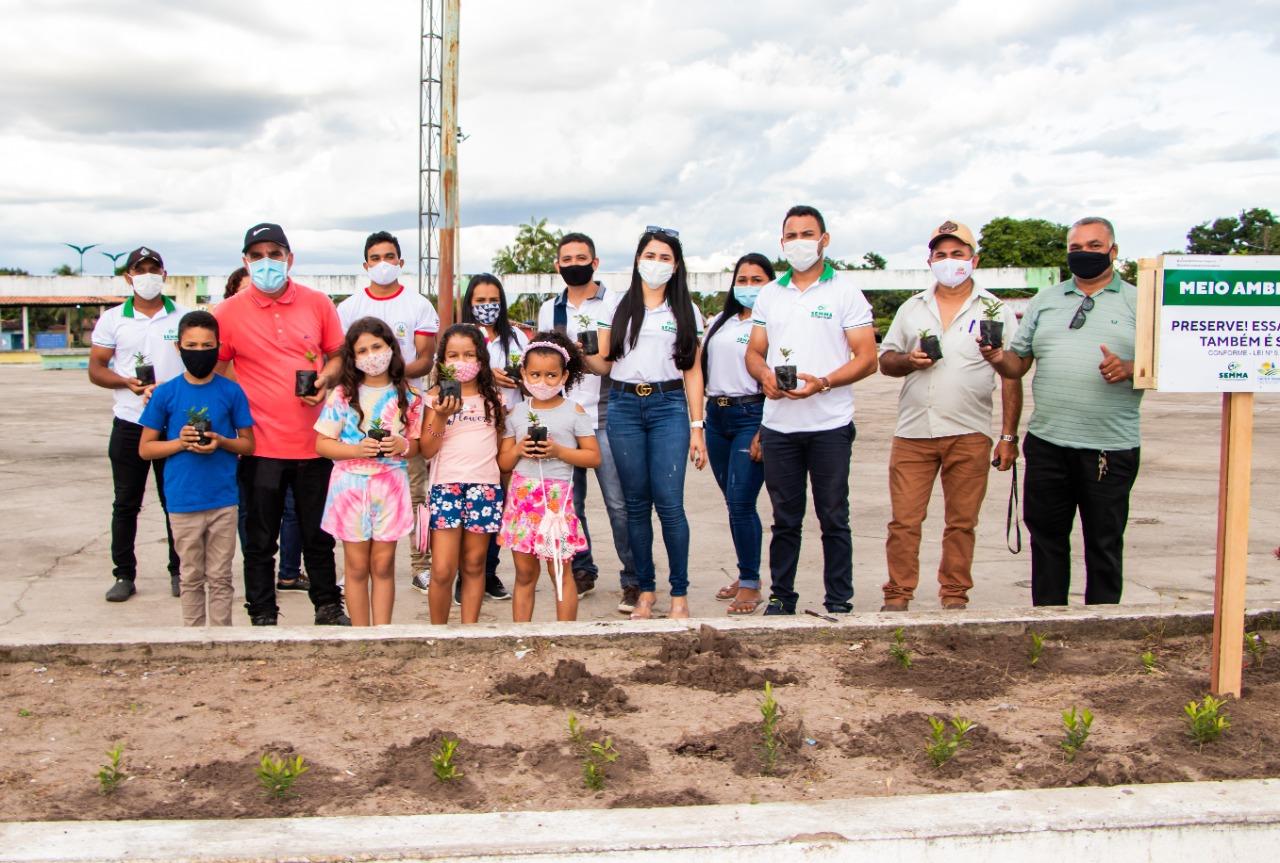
[606,386,691,596]
[237,474,302,581]
[571,430,638,588]
[705,399,765,589]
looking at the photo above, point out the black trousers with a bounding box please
[239,456,340,618]
[1023,433,1140,606]
[108,417,179,582]
[760,422,855,609]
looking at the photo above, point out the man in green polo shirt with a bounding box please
[980,217,1142,605]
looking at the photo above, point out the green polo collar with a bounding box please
[1064,272,1124,296]
[123,296,176,318]
[777,259,835,287]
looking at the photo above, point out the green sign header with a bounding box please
[1163,269,1280,306]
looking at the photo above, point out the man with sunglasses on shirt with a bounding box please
[979,216,1142,607]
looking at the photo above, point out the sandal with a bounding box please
[716,580,740,601]
[630,593,657,620]
[727,595,763,615]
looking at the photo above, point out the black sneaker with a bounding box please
[410,571,431,594]
[314,603,351,626]
[170,574,181,597]
[762,597,795,616]
[573,570,596,599]
[250,613,278,626]
[617,586,639,614]
[453,580,462,607]
[276,574,311,591]
[105,579,136,603]
[825,602,853,615]
[485,574,511,601]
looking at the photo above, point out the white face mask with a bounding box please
[637,259,674,289]
[930,258,974,288]
[782,239,822,272]
[367,261,402,286]
[131,273,165,300]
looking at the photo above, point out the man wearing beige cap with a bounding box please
[877,221,1021,610]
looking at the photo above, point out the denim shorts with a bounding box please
[429,482,504,533]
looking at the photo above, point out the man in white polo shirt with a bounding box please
[337,231,439,589]
[745,205,878,615]
[537,232,638,611]
[88,246,188,603]
[878,220,1022,611]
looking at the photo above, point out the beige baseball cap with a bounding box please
[928,220,977,252]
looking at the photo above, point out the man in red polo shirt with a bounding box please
[214,223,349,626]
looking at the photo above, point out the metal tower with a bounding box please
[418,0,443,298]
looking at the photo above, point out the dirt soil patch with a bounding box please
[2,624,1278,821]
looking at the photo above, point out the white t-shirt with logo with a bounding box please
[598,294,704,385]
[537,283,614,428]
[704,312,759,398]
[336,285,440,369]
[91,297,188,424]
[485,327,530,410]
[751,270,874,433]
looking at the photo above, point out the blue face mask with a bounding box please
[248,257,288,292]
[472,301,501,325]
[733,283,761,308]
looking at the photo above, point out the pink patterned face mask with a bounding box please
[452,360,482,383]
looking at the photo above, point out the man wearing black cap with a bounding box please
[214,223,349,625]
[89,247,188,602]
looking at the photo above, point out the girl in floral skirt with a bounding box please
[497,331,600,621]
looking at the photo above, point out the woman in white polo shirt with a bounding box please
[584,227,707,620]
[703,253,774,615]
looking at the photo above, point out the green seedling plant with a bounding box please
[583,738,618,791]
[17,708,31,717]
[1059,707,1093,761]
[431,737,463,782]
[889,627,912,670]
[1245,631,1266,667]
[96,744,127,795]
[779,348,794,362]
[1141,650,1158,674]
[567,712,585,747]
[925,716,974,768]
[303,348,319,366]
[982,299,1003,320]
[256,753,309,799]
[918,328,934,339]
[1028,631,1046,667]
[1184,695,1230,746]
[759,681,783,775]
[575,313,593,329]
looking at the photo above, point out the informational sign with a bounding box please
[1157,255,1280,392]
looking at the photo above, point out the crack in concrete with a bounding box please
[0,527,111,628]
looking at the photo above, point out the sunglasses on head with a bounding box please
[645,225,680,239]
[1069,295,1095,330]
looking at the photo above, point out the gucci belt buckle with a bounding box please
[716,396,731,407]
[635,383,654,397]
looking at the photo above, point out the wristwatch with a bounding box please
[690,420,705,429]
[999,434,1018,443]
[819,376,832,393]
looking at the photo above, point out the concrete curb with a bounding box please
[2,603,1277,663]
[2,779,1277,861]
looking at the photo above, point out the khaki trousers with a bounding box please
[407,453,431,572]
[884,433,991,604]
[170,505,238,626]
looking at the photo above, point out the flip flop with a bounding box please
[727,596,763,615]
[716,581,740,601]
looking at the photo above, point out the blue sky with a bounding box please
[1,0,1277,276]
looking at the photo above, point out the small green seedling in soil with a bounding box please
[1245,631,1266,667]
[759,681,783,775]
[889,627,912,670]
[17,708,31,717]
[96,744,127,795]
[567,712,585,748]
[925,716,974,768]
[431,737,463,782]
[582,738,618,791]
[1059,707,1093,761]
[1028,631,1046,667]
[256,753,309,799]
[1184,695,1230,745]
[1141,650,1158,674]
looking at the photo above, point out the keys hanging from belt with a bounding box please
[1097,451,1108,482]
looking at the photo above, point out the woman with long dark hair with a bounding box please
[584,227,707,620]
[703,254,774,614]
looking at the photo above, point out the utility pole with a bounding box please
[437,0,460,329]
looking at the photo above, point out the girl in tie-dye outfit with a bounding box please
[315,317,424,626]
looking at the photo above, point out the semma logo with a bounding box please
[1219,361,1248,381]
[810,304,833,320]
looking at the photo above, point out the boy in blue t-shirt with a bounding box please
[140,311,254,626]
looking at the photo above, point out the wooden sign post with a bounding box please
[1136,255,1279,699]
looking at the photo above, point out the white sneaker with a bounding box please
[411,571,431,594]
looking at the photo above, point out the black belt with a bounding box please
[613,379,684,397]
[707,393,765,407]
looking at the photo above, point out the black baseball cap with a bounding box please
[242,223,291,253]
[124,246,164,271]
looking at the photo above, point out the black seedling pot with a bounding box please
[505,363,522,382]
[774,364,797,391]
[438,379,462,400]
[979,320,1004,348]
[528,425,548,443]
[366,427,390,456]
[190,418,211,446]
[919,336,943,361]
[294,369,318,397]
[135,363,155,386]
[578,330,599,356]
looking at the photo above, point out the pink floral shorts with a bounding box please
[497,472,588,560]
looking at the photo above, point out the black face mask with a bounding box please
[559,263,595,287]
[180,346,219,379]
[1067,248,1114,280]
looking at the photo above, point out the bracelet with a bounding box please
[427,427,445,438]
[999,433,1018,443]
[689,420,705,429]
